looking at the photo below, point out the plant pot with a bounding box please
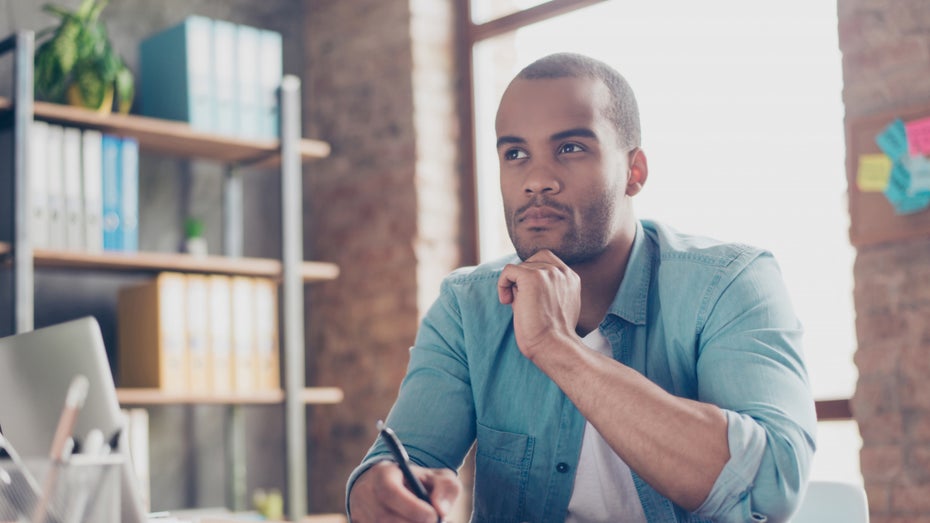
[66,83,114,114]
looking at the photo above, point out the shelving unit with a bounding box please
[0,30,338,519]
[0,243,339,281]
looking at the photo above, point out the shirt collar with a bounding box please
[606,220,652,326]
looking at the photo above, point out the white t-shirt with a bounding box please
[565,329,648,523]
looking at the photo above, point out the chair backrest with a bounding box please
[792,480,869,523]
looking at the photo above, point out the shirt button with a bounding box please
[556,462,570,473]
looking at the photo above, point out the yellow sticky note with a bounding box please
[857,154,892,192]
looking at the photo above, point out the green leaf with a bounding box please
[115,66,134,114]
[88,0,108,24]
[49,17,81,72]
[41,4,73,20]
[75,0,96,21]
[34,41,67,102]
[73,63,106,109]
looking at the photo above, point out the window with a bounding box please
[467,0,859,483]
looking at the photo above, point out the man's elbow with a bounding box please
[744,432,816,522]
[698,422,815,522]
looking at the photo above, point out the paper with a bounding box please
[906,116,930,156]
[904,154,930,194]
[876,119,908,161]
[856,154,892,192]
[874,118,930,214]
[884,162,930,214]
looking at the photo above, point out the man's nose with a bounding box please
[523,160,561,195]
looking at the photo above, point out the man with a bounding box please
[347,52,816,523]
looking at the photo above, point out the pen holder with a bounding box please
[0,454,122,523]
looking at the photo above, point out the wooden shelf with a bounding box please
[0,97,330,166]
[116,387,344,405]
[0,242,339,282]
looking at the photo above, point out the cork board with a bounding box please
[846,101,930,247]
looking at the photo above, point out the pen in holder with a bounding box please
[49,454,122,523]
[0,454,123,523]
[30,375,89,523]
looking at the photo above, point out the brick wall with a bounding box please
[301,0,464,512]
[839,0,930,520]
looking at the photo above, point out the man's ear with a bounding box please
[626,148,648,196]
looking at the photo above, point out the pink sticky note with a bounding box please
[905,116,930,156]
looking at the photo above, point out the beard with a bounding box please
[505,192,617,265]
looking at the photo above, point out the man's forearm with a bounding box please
[530,335,730,511]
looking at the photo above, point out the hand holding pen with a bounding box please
[375,420,451,523]
[348,421,460,522]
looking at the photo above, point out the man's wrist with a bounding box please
[346,456,396,518]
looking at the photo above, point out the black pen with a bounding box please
[377,420,440,519]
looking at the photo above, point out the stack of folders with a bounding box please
[139,16,283,140]
[29,121,139,252]
[120,408,151,514]
[116,273,281,395]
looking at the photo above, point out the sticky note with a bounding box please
[906,116,930,156]
[876,119,908,161]
[893,193,930,215]
[884,162,930,214]
[904,154,930,195]
[883,162,910,204]
[856,154,892,192]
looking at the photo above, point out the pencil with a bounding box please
[32,375,89,523]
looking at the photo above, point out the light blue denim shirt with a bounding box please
[347,220,817,523]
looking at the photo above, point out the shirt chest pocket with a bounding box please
[473,423,535,523]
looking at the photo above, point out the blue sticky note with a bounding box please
[884,162,910,204]
[893,193,930,214]
[884,161,930,214]
[876,119,908,161]
[904,155,930,195]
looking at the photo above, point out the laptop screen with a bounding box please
[0,316,146,522]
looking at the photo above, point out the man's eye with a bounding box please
[558,143,584,154]
[504,148,528,160]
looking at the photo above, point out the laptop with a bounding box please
[0,316,146,523]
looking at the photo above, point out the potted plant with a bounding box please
[33,0,134,114]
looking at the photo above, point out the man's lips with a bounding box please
[518,207,565,227]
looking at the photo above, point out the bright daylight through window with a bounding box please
[471,0,859,483]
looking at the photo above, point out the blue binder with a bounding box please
[139,16,215,132]
[120,137,139,253]
[101,134,121,251]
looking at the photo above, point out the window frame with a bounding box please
[456,0,852,421]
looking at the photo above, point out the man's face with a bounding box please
[495,76,633,264]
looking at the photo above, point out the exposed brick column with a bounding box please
[301,0,463,512]
[839,1,930,520]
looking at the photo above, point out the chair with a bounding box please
[792,480,869,522]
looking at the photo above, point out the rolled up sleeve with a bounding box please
[346,279,477,514]
[692,253,818,522]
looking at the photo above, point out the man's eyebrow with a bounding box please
[550,128,598,142]
[496,135,525,149]
[495,128,598,149]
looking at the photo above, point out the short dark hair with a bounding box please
[516,53,641,150]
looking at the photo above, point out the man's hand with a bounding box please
[497,250,581,360]
[348,460,461,523]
